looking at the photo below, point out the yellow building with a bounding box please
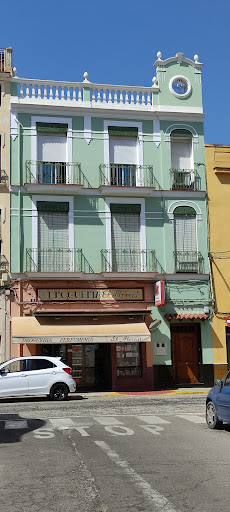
[0,48,12,361]
[206,144,230,379]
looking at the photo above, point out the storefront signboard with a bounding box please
[38,288,143,301]
[12,334,150,344]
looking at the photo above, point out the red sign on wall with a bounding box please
[226,315,230,326]
[155,281,165,307]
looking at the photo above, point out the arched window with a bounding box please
[173,206,198,272]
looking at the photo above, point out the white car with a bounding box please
[0,356,76,400]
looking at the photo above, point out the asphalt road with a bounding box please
[0,394,229,512]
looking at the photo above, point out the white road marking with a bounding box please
[176,414,206,424]
[136,415,171,424]
[139,425,164,435]
[74,426,90,437]
[93,416,123,425]
[34,428,55,439]
[49,418,77,429]
[4,420,28,430]
[105,425,134,436]
[95,441,178,512]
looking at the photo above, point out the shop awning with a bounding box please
[12,317,151,344]
[165,313,208,322]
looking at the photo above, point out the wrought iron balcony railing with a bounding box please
[0,48,12,73]
[0,255,8,269]
[26,249,93,273]
[100,164,155,187]
[101,249,157,272]
[0,170,8,185]
[174,251,204,273]
[170,168,200,191]
[25,161,82,185]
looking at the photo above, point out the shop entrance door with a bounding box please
[171,325,200,384]
[72,344,112,390]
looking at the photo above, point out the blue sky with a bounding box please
[1,0,229,144]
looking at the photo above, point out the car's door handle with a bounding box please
[52,371,56,374]
[21,374,27,377]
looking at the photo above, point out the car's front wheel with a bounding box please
[206,400,222,429]
[50,383,69,401]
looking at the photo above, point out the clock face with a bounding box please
[169,75,192,99]
[172,78,188,95]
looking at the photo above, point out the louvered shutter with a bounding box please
[109,137,137,164]
[37,133,67,162]
[111,212,140,271]
[171,139,192,170]
[174,215,197,252]
[38,211,69,271]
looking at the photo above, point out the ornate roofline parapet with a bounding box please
[154,52,203,70]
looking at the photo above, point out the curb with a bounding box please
[78,389,209,398]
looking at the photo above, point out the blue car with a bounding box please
[206,371,230,428]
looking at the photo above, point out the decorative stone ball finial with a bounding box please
[157,51,162,60]
[194,54,199,63]
[83,71,89,82]
[12,67,17,77]
[152,77,158,87]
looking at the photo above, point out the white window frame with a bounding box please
[31,116,72,183]
[32,195,74,271]
[105,197,146,271]
[104,120,143,186]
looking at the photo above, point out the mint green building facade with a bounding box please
[10,52,212,390]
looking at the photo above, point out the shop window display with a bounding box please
[116,343,142,377]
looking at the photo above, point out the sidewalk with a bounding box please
[76,387,211,398]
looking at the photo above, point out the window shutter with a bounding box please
[171,138,192,170]
[37,133,67,162]
[111,212,140,251]
[174,215,197,252]
[109,136,137,164]
[38,212,69,250]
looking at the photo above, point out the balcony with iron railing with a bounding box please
[100,164,155,188]
[0,48,12,73]
[25,161,82,186]
[170,169,200,191]
[174,251,204,273]
[0,169,8,186]
[0,255,8,270]
[101,249,157,273]
[26,249,93,273]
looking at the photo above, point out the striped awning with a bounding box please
[165,313,208,322]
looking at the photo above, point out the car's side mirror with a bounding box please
[214,379,222,386]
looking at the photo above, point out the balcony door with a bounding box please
[37,202,70,272]
[109,134,138,186]
[174,207,197,272]
[111,204,141,271]
[171,133,193,189]
[37,132,67,184]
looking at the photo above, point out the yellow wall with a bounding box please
[206,145,230,376]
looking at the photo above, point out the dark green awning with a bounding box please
[36,122,68,133]
[110,203,141,214]
[108,126,138,137]
[37,201,69,213]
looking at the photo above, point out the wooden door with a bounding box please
[171,325,199,384]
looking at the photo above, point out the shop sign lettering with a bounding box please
[38,288,143,301]
[12,334,150,344]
